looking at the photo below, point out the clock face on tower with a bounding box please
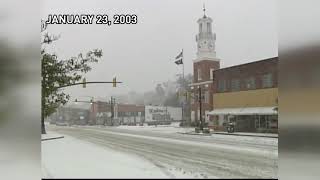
[209,43,214,49]
[198,40,213,50]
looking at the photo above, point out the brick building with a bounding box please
[208,57,278,133]
[94,101,113,125]
[117,104,145,125]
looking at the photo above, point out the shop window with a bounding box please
[260,116,267,128]
[255,119,260,128]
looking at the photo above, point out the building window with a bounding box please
[197,110,200,119]
[199,23,202,32]
[207,22,211,32]
[218,79,226,92]
[262,73,273,88]
[245,77,256,89]
[191,111,195,121]
[210,68,214,80]
[231,79,240,91]
[198,69,202,81]
[204,91,209,103]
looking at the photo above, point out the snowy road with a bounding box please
[46,125,278,178]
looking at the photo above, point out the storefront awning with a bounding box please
[207,107,278,115]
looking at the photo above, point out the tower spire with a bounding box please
[203,3,206,17]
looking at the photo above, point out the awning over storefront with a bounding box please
[207,107,278,115]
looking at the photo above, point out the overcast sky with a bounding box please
[42,0,277,101]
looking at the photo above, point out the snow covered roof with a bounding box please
[207,107,277,115]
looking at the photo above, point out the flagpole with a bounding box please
[182,49,185,123]
[182,49,184,80]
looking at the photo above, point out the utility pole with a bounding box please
[110,96,113,126]
[90,97,95,125]
[110,96,116,126]
[198,86,203,131]
[185,91,189,126]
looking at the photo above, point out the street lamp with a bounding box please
[189,86,204,132]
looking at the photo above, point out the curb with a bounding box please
[178,132,278,138]
[177,132,212,136]
[42,136,65,141]
[211,132,278,138]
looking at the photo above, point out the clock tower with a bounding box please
[190,6,220,125]
[195,6,218,61]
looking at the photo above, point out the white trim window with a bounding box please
[191,111,195,121]
[198,68,202,81]
[210,68,215,80]
[204,91,210,104]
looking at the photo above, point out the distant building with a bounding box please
[94,101,112,125]
[94,102,145,126]
[145,105,182,125]
[117,104,145,125]
[208,57,278,133]
[53,103,183,127]
[53,104,91,125]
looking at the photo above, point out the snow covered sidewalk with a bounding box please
[210,131,278,138]
[42,132,169,178]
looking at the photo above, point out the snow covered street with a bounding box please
[42,133,169,178]
[42,125,278,178]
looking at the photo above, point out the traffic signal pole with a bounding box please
[57,80,122,89]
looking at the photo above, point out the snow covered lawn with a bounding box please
[42,132,169,178]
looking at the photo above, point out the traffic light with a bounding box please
[112,77,116,87]
[82,78,86,88]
